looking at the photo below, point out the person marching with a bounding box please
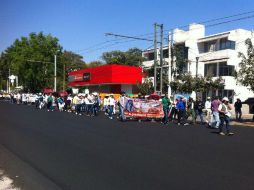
[176,97,187,126]
[187,97,196,124]
[108,95,115,119]
[211,96,221,129]
[234,98,242,121]
[205,97,213,127]
[218,97,234,136]
[162,94,171,125]
[118,93,126,122]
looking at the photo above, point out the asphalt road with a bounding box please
[0,101,254,190]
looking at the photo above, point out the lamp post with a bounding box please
[54,54,57,92]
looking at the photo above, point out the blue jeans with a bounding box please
[212,112,220,128]
[119,106,125,121]
[195,110,204,124]
[163,107,169,123]
[75,104,81,114]
[86,104,94,116]
[219,116,231,133]
[109,105,114,117]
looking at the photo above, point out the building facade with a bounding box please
[68,64,143,94]
[142,23,254,102]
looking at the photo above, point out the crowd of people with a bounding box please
[4,91,243,136]
[8,92,121,119]
[161,95,242,136]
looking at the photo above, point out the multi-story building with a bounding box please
[142,23,254,103]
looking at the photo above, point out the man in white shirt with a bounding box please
[84,94,94,116]
[118,93,126,121]
[218,97,234,136]
[205,97,212,127]
[108,95,115,119]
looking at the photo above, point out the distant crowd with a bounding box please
[3,92,243,136]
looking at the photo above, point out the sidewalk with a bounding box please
[231,114,254,127]
[231,120,254,127]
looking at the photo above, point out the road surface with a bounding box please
[0,101,254,190]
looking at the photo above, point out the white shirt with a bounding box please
[218,103,232,117]
[108,97,115,106]
[205,100,211,109]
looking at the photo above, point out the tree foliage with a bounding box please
[137,78,154,95]
[61,51,87,72]
[0,32,62,92]
[102,48,144,66]
[237,38,254,92]
[173,44,189,76]
[170,74,224,93]
[87,61,103,68]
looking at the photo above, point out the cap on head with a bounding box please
[222,97,229,102]
[207,97,211,100]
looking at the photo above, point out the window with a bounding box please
[205,62,235,77]
[218,89,234,103]
[218,62,235,76]
[163,49,169,58]
[175,44,188,59]
[144,52,154,61]
[204,41,216,52]
[219,38,235,50]
[204,63,217,77]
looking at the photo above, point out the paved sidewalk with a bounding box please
[231,121,254,127]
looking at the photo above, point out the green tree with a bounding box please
[0,52,10,90]
[87,61,103,68]
[125,48,144,66]
[173,44,189,76]
[60,51,87,90]
[137,78,153,95]
[170,74,224,93]
[61,51,87,72]
[102,50,126,64]
[102,48,144,66]
[237,38,254,92]
[0,32,62,92]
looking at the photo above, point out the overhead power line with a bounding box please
[105,33,154,42]
[75,10,254,54]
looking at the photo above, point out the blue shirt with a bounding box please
[176,100,186,110]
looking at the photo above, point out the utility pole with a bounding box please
[63,62,65,91]
[160,24,164,93]
[8,68,10,93]
[167,29,174,96]
[196,57,199,78]
[54,55,57,92]
[153,23,157,93]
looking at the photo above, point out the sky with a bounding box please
[1,0,254,62]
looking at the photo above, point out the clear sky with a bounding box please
[1,0,254,62]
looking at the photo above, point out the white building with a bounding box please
[142,23,254,103]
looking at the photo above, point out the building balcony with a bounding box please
[199,49,236,63]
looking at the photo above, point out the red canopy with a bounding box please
[43,88,53,94]
[59,91,68,97]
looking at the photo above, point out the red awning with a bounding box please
[68,64,143,87]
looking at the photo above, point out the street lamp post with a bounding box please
[54,54,57,92]
[196,57,199,78]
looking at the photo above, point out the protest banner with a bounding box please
[124,98,164,119]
